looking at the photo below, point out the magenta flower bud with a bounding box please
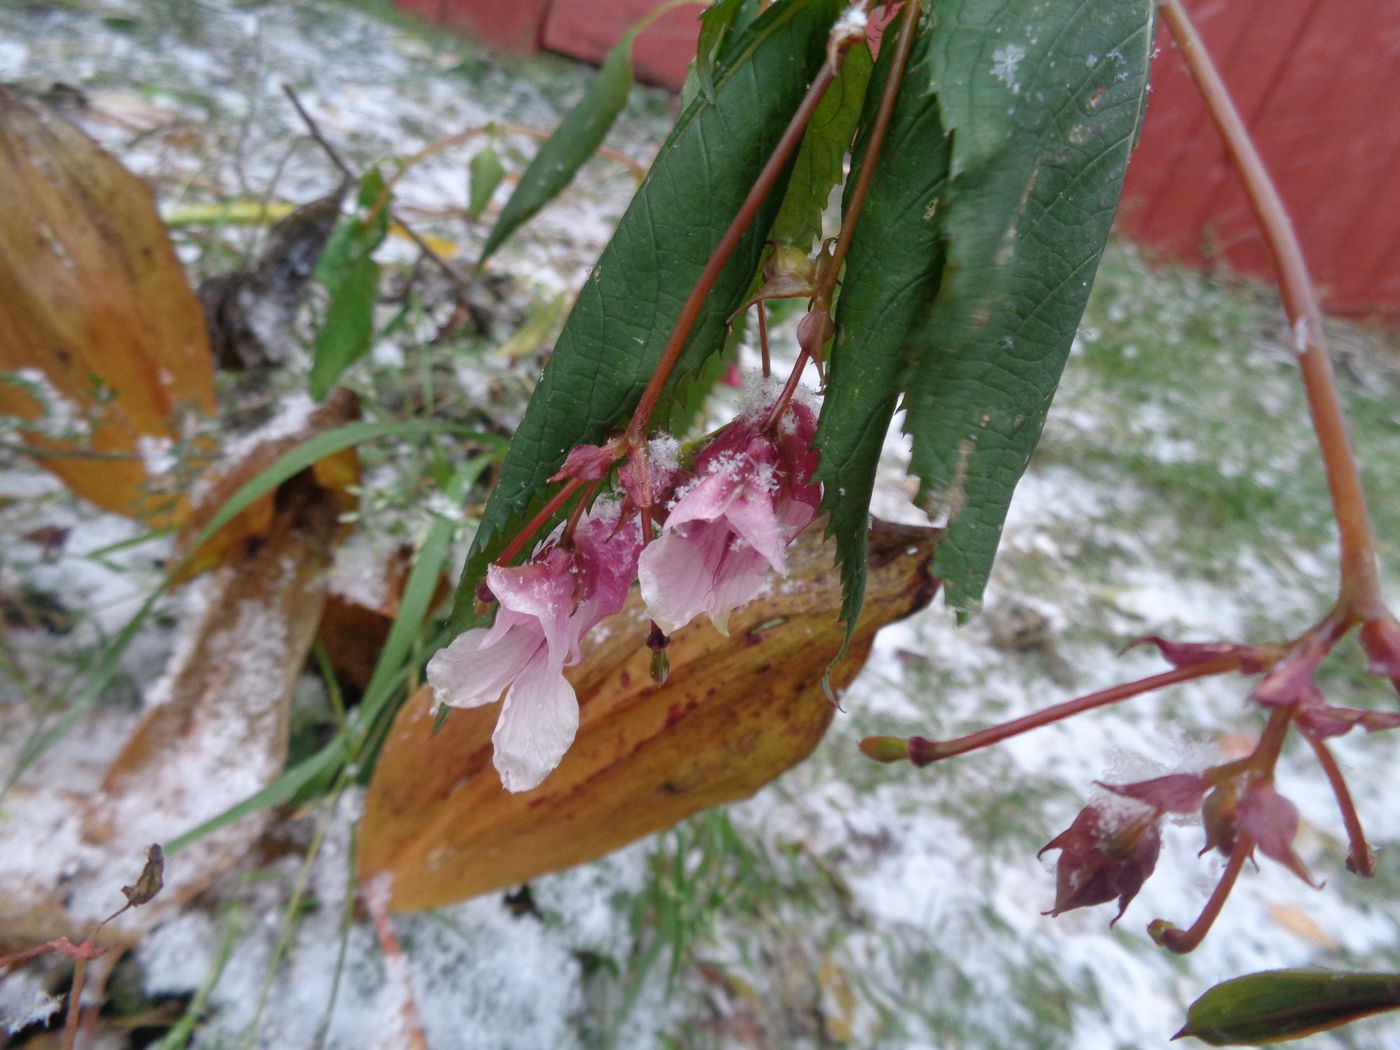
[1039,801,1162,925]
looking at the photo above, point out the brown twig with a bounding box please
[281,84,470,298]
[363,879,428,1050]
[1156,0,1383,618]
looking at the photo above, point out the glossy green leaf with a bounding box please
[902,0,1153,614]
[478,35,634,263]
[816,7,948,654]
[1178,969,1400,1045]
[770,40,873,251]
[453,0,844,629]
[467,146,505,219]
[308,168,390,400]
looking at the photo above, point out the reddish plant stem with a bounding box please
[1154,834,1253,954]
[762,0,920,435]
[1250,705,1294,776]
[816,0,920,306]
[560,479,603,547]
[908,658,1239,764]
[1303,731,1376,877]
[626,51,849,445]
[495,475,587,567]
[1158,0,1382,616]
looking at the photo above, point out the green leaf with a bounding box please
[1178,969,1400,1046]
[452,0,844,630]
[902,0,1153,614]
[693,0,750,104]
[478,35,635,264]
[770,40,873,251]
[467,146,506,219]
[816,7,949,653]
[308,168,391,400]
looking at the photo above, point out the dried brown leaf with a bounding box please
[0,88,215,525]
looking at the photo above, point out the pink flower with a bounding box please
[427,508,640,792]
[638,402,819,635]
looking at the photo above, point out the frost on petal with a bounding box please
[1238,781,1318,886]
[664,465,744,533]
[427,622,541,709]
[1099,773,1211,815]
[723,482,785,571]
[491,655,580,793]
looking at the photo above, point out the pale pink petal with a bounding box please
[426,623,542,709]
[638,522,731,635]
[702,541,772,635]
[491,656,580,792]
[487,552,574,654]
[724,485,785,571]
[664,468,743,532]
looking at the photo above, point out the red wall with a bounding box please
[401,0,1400,317]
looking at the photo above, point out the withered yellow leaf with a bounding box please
[359,520,939,912]
[80,470,343,935]
[174,389,360,580]
[0,88,215,525]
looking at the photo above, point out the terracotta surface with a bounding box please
[400,0,1400,315]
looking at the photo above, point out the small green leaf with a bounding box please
[902,0,1154,614]
[309,168,390,400]
[478,35,635,263]
[1178,969,1400,1046]
[694,0,750,103]
[467,146,506,219]
[452,0,845,629]
[770,40,873,251]
[816,6,948,656]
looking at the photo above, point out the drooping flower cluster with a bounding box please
[639,399,819,635]
[427,389,822,792]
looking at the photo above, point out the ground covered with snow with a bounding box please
[3,1,1400,1048]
